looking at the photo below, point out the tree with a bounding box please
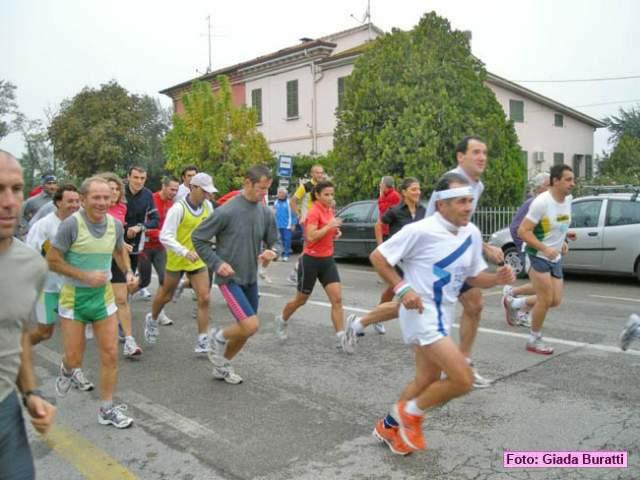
[0,80,20,140]
[596,134,640,185]
[15,117,56,192]
[332,12,525,206]
[164,76,273,194]
[48,81,168,178]
[603,105,640,145]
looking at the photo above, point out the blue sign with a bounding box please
[277,155,293,178]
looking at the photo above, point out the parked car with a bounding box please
[488,191,640,281]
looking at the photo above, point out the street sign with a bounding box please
[277,155,293,178]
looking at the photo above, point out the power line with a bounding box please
[515,75,640,83]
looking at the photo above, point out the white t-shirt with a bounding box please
[378,213,487,306]
[176,183,190,201]
[426,166,484,217]
[25,211,63,293]
[524,191,572,262]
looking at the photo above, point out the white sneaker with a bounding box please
[85,324,94,340]
[259,271,273,284]
[336,332,354,354]
[138,288,152,300]
[195,336,209,354]
[158,309,174,326]
[207,327,226,366]
[98,404,133,429]
[212,362,243,384]
[345,314,358,349]
[620,314,640,351]
[144,313,159,345]
[516,310,531,328]
[374,323,386,335]
[123,337,142,357]
[469,363,492,388]
[275,314,288,340]
[287,271,298,285]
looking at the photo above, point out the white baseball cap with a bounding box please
[190,172,218,193]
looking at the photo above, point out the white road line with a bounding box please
[589,294,640,303]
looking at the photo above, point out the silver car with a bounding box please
[488,192,640,281]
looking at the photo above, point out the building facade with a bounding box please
[161,24,604,179]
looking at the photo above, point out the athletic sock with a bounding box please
[336,330,346,339]
[215,330,226,343]
[101,400,113,411]
[405,399,424,417]
[198,333,207,342]
[529,330,541,343]
[353,318,365,334]
[510,297,526,309]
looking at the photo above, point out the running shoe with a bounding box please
[212,362,243,384]
[336,333,354,354]
[70,368,95,392]
[144,313,159,345]
[55,364,72,397]
[118,323,125,343]
[98,404,133,429]
[470,364,493,389]
[516,310,531,328]
[619,314,640,351]
[282,256,289,262]
[345,315,358,349]
[502,286,517,326]
[275,314,288,341]
[372,418,413,456]
[123,337,142,357]
[207,327,226,366]
[526,337,554,355]
[287,271,298,285]
[158,309,174,326]
[259,271,273,284]
[194,336,209,354]
[135,288,152,301]
[374,323,386,335]
[85,324,94,340]
[392,402,426,451]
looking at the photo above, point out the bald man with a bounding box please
[0,150,56,480]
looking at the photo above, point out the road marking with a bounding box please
[589,294,640,303]
[44,425,138,480]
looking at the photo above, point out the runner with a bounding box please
[137,176,179,322]
[273,186,295,262]
[48,175,136,428]
[619,314,640,351]
[193,165,280,384]
[0,150,56,479]
[145,173,216,352]
[517,163,574,355]
[276,181,354,353]
[347,177,426,337]
[176,165,198,201]
[101,172,142,358]
[501,172,550,327]
[369,172,514,455]
[20,174,58,235]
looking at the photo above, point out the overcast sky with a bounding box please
[2,0,639,158]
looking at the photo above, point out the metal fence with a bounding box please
[472,207,517,240]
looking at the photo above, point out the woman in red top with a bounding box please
[276,181,354,353]
[101,172,142,358]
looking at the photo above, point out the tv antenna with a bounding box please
[350,0,372,39]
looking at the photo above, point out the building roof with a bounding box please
[486,72,605,128]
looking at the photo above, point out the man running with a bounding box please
[193,165,280,384]
[20,174,58,235]
[145,173,216,352]
[620,314,640,351]
[370,172,514,455]
[48,176,136,428]
[517,163,574,355]
[176,165,198,201]
[0,150,56,479]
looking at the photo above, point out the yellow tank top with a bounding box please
[166,200,211,272]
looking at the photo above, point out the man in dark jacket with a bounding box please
[124,166,159,273]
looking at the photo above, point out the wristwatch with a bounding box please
[137,223,147,232]
[22,389,43,407]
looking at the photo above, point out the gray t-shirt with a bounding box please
[53,210,125,253]
[28,200,56,230]
[192,194,280,285]
[0,240,47,402]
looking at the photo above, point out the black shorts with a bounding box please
[459,281,473,296]
[297,255,340,295]
[111,260,126,284]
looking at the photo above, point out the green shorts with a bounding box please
[35,292,60,325]
[58,283,117,324]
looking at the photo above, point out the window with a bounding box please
[585,155,593,180]
[509,100,524,122]
[553,152,564,166]
[251,89,262,124]
[573,154,583,178]
[605,200,640,227]
[286,80,298,119]
[338,202,374,224]
[570,200,602,228]
[337,77,346,110]
[554,113,564,127]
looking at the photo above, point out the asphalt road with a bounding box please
[29,257,639,480]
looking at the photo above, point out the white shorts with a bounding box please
[399,301,455,346]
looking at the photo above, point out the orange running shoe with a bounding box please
[393,402,426,450]
[372,419,413,456]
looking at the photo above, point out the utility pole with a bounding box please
[206,15,212,73]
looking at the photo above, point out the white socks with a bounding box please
[510,297,526,309]
[352,318,364,334]
[405,399,424,416]
[215,330,226,343]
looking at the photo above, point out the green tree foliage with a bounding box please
[603,105,640,145]
[164,76,272,194]
[48,81,169,179]
[332,12,525,206]
[0,80,20,140]
[15,117,56,192]
[596,134,640,185]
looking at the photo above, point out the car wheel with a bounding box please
[503,246,526,279]
[636,258,640,283]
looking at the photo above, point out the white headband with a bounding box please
[433,186,474,201]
